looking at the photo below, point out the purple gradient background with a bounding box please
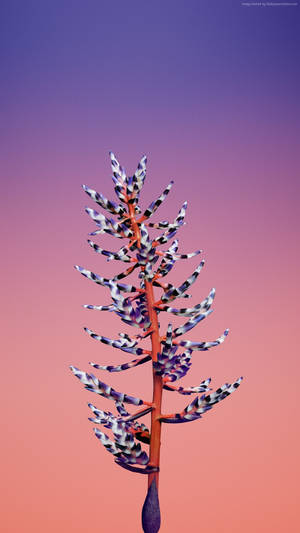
[1,1,300,532]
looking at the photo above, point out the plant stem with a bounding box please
[127,201,163,490]
[145,280,162,489]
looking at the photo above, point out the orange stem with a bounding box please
[144,279,162,489]
[127,200,163,490]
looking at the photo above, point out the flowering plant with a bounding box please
[70,152,243,533]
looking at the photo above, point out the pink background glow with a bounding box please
[1,1,299,532]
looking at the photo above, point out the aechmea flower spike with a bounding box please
[70,152,243,532]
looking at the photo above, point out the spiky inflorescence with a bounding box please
[70,152,243,533]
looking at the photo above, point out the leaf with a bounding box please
[126,156,147,200]
[93,428,121,455]
[152,202,188,245]
[160,377,243,423]
[161,261,205,303]
[111,264,138,281]
[153,226,181,246]
[89,403,151,459]
[153,349,192,382]
[83,304,114,311]
[115,460,158,474]
[109,151,126,183]
[140,181,174,220]
[178,328,229,351]
[74,265,138,292]
[89,354,151,372]
[116,401,130,417]
[157,287,216,316]
[109,152,127,202]
[70,366,144,405]
[87,240,134,262]
[82,184,126,216]
[172,309,213,337]
[85,207,129,238]
[83,327,145,355]
[163,378,211,395]
[164,248,202,261]
[147,220,170,229]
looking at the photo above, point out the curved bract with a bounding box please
[70,152,243,532]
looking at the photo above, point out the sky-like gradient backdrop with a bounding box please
[1,1,300,532]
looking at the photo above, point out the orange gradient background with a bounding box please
[1,1,299,532]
